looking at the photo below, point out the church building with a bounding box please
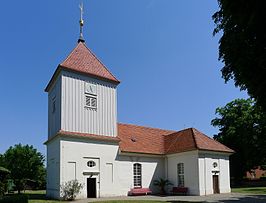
[44,11,233,199]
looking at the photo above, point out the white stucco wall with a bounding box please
[166,151,200,195]
[166,150,231,196]
[46,138,61,199]
[47,137,232,199]
[198,151,231,195]
[59,137,165,199]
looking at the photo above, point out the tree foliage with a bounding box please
[211,98,266,181]
[1,144,45,193]
[213,0,266,111]
[0,166,10,196]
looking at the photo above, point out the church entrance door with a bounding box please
[212,175,220,194]
[87,178,96,198]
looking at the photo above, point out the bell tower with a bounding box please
[45,4,120,138]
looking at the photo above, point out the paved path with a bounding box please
[72,193,266,203]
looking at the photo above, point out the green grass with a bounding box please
[2,190,61,203]
[232,187,266,195]
[91,201,164,203]
[25,190,61,203]
[91,201,201,203]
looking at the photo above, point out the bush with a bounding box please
[153,178,173,195]
[0,194,28,203]
[60,179,83,201]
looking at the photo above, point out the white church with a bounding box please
[44,12,233,199]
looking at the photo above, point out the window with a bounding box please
[87,161,96,167]
[133,163,142,187]
[177,163,184,187]
[85,95,97,109]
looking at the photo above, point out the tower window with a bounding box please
[133,163,142,188]
[85,95,97,109]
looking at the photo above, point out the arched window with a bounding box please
[133,163,142,187]
[177,163,184,187]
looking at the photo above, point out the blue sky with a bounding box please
[0,0,247,156]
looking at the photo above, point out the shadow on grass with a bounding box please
[243,188,266,192]
[166,201,205,203]
[5,192,59,202]
[25,193,47,200]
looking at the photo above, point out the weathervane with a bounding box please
[78,2,85,43]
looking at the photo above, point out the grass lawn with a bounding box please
[232,187,266,195]
[24,190,61,203]
[91,201,201,203]
[2,190,61,203]
[92,201,164,203]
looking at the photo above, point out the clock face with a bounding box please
[85,83,96,95]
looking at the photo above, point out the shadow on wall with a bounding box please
[115,151,164,194]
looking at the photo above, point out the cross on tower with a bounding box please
[78,2,85,43]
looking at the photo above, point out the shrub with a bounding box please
[153,178,173,195]
[60,179,83,201]
[0,182,5,197]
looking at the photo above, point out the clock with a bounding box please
[85,82,96,95]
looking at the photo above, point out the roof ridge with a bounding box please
[164,131,181,154]
[118,122,176,133]
[82,43,120,82]
[190,128,199,149]
[60,42,81,66]
[192,128,234,152]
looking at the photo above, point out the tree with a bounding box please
[0,166,10,196]
[211,98,266,181]
[213,0,266,112]
[1,144,45,193]
[153,178,173,195]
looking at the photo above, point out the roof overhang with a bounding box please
[198,149,235,156]
[44,130,120,145]
[118,149,165,158]
[45,65,120,92]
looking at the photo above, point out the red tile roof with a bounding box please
[118,123,176,155]
[118,123,234,155]
[45,42,119,92]
[191,128,234,153]
[45,124,234,155]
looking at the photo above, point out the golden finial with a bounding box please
[78,2,85,43]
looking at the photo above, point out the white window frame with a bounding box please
[133,163,142,188]
[177,163,184,187]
